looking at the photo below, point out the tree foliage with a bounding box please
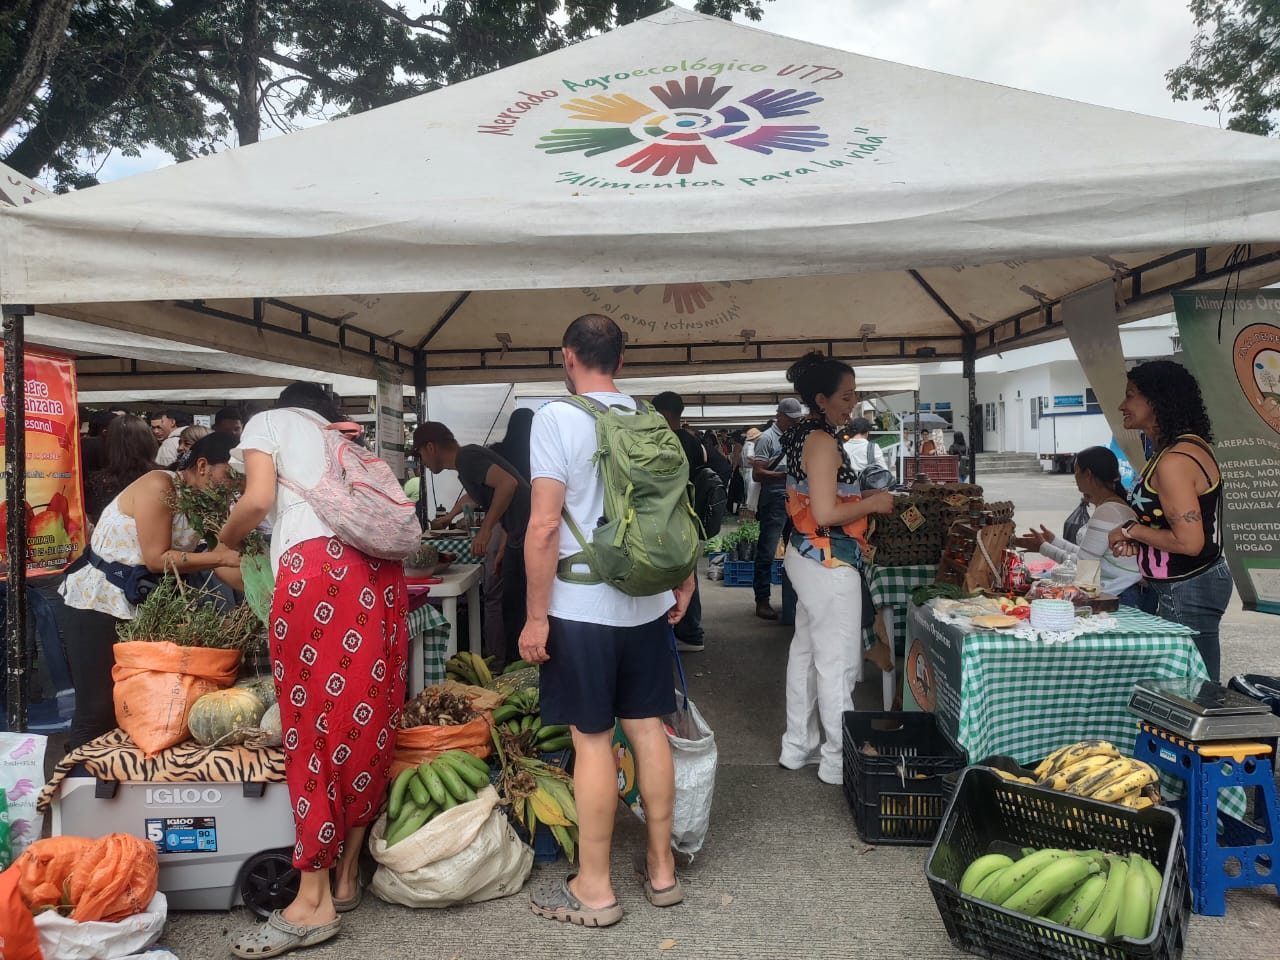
[1,0,768,189]
[1167,0,1280,135]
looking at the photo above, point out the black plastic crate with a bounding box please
[926,767,1190,960]
[842,710,967,846]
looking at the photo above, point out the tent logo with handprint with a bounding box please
[537,76,828,176]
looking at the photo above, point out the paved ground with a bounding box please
[149,473,1278,958]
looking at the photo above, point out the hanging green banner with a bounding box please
[1173,289,1280,615]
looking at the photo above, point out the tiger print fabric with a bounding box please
[39,728,285,812]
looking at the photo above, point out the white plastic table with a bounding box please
[406,563,484,695]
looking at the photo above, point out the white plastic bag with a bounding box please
[369,785,532,907]
[0,732,47,861]
[33,891,167,960]
[667,687,717,857]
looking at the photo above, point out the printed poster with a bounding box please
[375,361,406,480]
[1173,290,1280,614]
[0,349,87,577]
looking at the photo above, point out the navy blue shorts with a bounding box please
[540,616,677,734]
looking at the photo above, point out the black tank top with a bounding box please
[1127,435,1222,581]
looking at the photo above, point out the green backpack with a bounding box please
[555,395,701,597]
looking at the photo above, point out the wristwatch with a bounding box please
[1121,519,1138,539]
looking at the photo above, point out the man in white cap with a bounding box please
[751,398,803,620]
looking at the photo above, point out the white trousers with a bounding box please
[779,544,863,782]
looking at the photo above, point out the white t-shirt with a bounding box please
[843,436,886,473]
[155,428,184,468]
[529,393,673,627]
[233,407,335,574]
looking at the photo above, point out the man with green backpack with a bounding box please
[520,314,697,928]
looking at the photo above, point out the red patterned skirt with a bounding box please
[270,536,407,871]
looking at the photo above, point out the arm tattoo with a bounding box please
[1176,510,1202,524]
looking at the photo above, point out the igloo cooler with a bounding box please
[51,770,298,914]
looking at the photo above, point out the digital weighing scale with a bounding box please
[1127,677,1280,742]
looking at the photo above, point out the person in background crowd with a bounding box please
[1109,360,1231,680]
[79,409,118,475]
[703,431,734,489]
[415,421,531,665]
[521,314,691,928]
[221,382,405,955]
[213,406,244,440]
[741,426,762,518]
[726,431,746,515]
[752,399,803,621]
[492,407,535,482]
[948,431,969,482]
[778,353,895,785]
[842,417,887,473]
[60,433,242,748]
[651,391,706,653]
[83,415,161,525]
[1016,446,1141,604]
[477,407,535,662]
[176,424,211,456]
[153,409,191,467]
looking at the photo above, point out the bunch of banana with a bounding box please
[383,749,491,846]
[1033,740,1161,808]
[987,767,1037,786]
[491,687,573,753]
[445,651,495,686]
[510,755,580,860]
[959,847,1164,939]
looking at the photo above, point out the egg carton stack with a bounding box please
[868,483,984,566]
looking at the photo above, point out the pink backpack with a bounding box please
[279,424,422,560]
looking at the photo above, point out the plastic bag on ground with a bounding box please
[33,892,166,960]
[1,732,48,862]
[370,785,532,907]
[112,641,240,756]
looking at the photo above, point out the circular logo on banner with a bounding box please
[906,638,935,713]
[1232,324,1280,435]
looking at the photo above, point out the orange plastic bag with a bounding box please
[1,863,44,959]
[67,834,158,922]
[15,836,93,913]
[391,717,492,777]
[112,641,241,756]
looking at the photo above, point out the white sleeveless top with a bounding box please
[59,474,201,621]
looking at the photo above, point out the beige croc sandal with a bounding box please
[230,911,340,958]
[633,854,685,907]
[530,876,624,927]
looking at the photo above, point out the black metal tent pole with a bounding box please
[4,303,32,733]
[413,348,428,530]
[963,332,978,484]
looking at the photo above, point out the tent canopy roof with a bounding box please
[4,7,1279,384]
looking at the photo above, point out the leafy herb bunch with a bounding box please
[117,576,261,651]
[170,477,266,556]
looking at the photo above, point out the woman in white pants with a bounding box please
[777,353,895,784]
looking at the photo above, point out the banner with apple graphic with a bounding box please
[0,349,86,578]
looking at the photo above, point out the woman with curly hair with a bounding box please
[1108,360,1232,679]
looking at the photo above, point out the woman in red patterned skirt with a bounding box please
[220,383,406,958]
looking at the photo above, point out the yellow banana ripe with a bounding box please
[464,652,493,686]
[1042,740,1121,780]
[1039,754,1115,790]
[1066,758,1140,797]
[529,787,573,827]
[1092,765,1159,804]
[1034,744,1076,779]
[1119,794,1156,810]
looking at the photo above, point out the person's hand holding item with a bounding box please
[861,489,896,515]
[1108,524,1139,557]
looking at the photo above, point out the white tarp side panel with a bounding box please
[0,161,53,206]
[3,6,1280,384]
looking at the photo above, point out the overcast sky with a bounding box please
[93,0,1212,183]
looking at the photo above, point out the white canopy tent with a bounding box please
[3,6,1280,388]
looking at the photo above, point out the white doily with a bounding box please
[929,607,1119,644]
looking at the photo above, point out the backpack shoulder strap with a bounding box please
[553,395,607,417]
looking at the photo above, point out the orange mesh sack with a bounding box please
[391,718,492,777]
[66,833,158,922]
[112,641,241,756]
[14,836,94,913]
[0,863,43,959]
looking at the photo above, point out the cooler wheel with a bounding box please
[237,848,300,918]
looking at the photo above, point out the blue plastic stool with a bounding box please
[1135,722,1280,915]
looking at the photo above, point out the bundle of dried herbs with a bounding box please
[170,478,266,556]
[116,575,263,651]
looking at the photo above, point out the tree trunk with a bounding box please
[0,0,76,135]
[234,0,261,146]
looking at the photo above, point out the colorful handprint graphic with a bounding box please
[536,75,828,176]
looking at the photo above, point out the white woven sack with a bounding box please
[33,892,166,960]
[667,688,717,858]
[369,786,532,907]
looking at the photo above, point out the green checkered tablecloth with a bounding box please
[951,607,1205,763]
[408,603,451,687]
[424,535,480,565]
[863,563,938,652]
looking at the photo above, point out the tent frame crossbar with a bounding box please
[173,298,415,371]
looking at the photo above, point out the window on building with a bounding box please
[1085,388,1101,414]
[1030,397,1040,430]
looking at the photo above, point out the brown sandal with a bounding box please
[633,854,685,907]
[530,876,623,927]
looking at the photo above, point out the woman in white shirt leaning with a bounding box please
[1014,446,1143,606]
